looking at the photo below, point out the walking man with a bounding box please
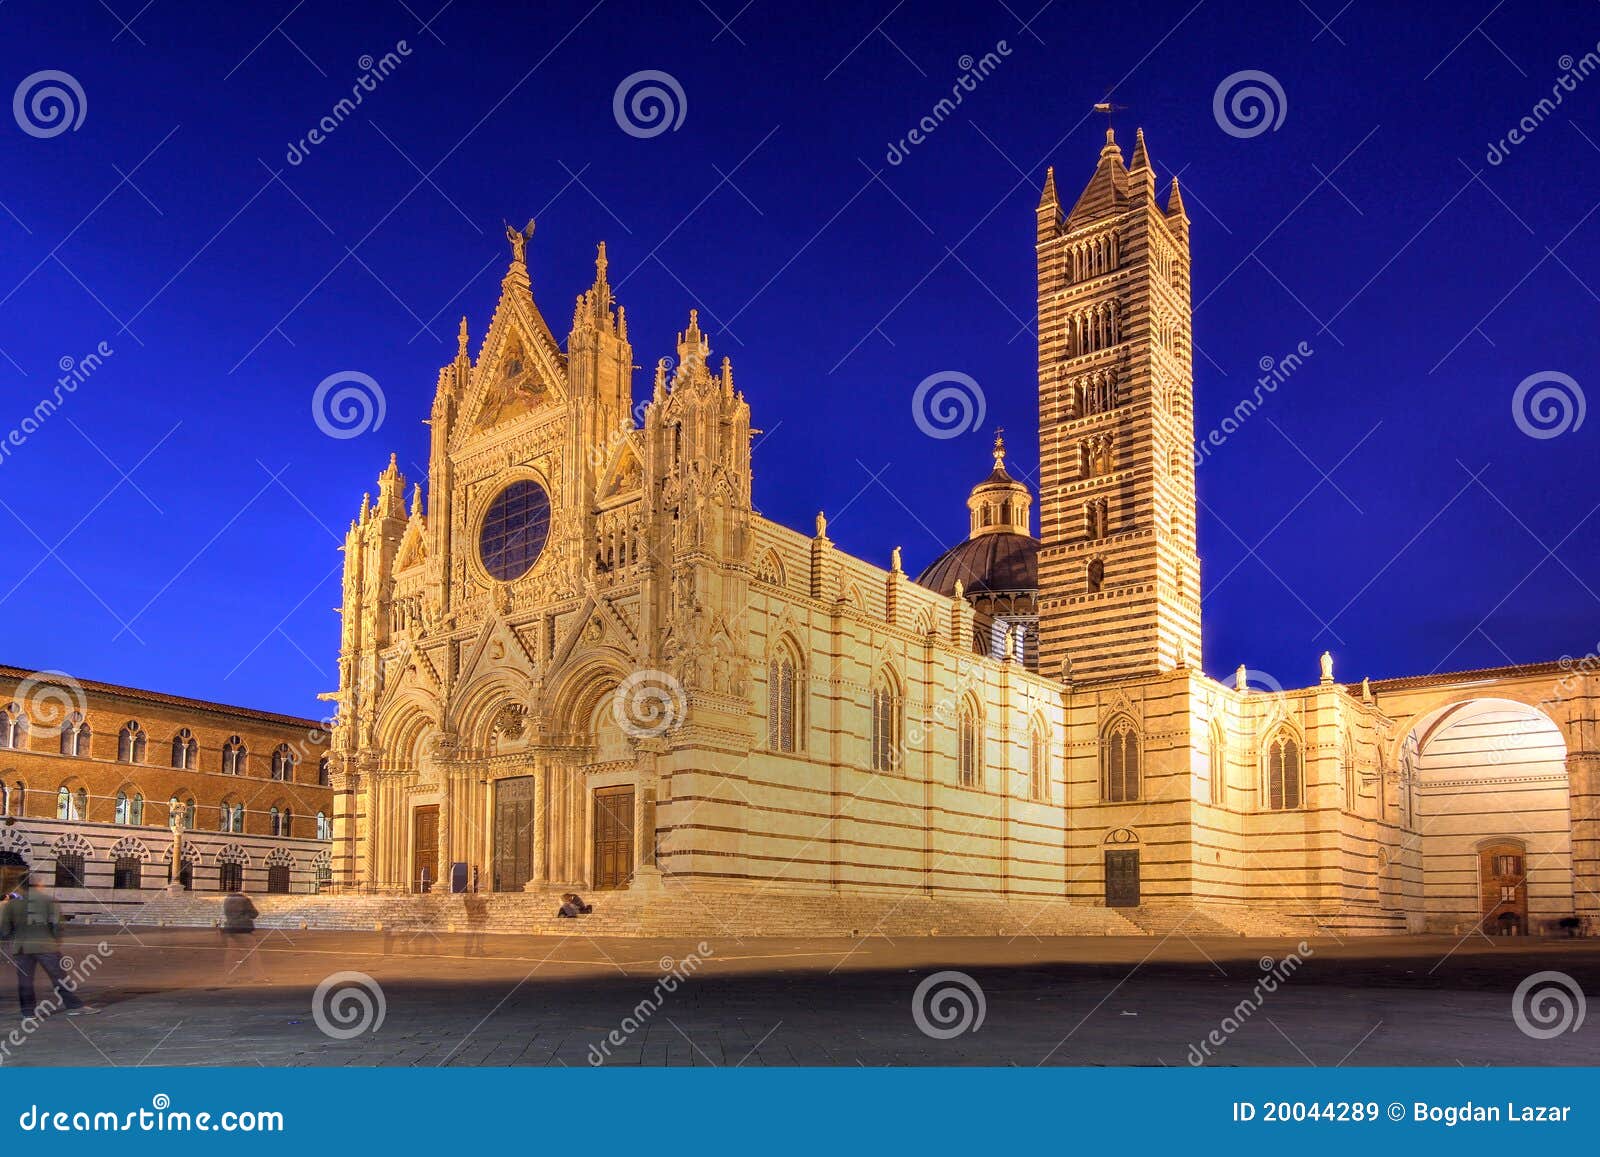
[0,874,99,1018]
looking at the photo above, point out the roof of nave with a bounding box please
[1356,659,1574,695]
[0,664,325,731]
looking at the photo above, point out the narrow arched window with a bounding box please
[221,736,245,775]
[318,756,330,786]
[0,705,22,750]
[958,707,980,788]
[870,675,900,772]
[171,728,197,769]
[56,786,71,820]
[316,811,329,840]
[1028,726,1047,801]
[269,806,281,836]
[232,803,245,833]
[1265,731,1303,810]
[59,713,90,757]
[767,653,798,753]
[1087,558,1105,594]
[8,781,22,816]
[271,743,295,782]
[118,721,146,763]
[1100,717,1140,802]
[115,791,130,824]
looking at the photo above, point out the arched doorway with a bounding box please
[1402,698,1569,935]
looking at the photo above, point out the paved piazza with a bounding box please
[3,928,1596,1067]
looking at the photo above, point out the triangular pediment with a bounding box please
[457,613,538,691]
[455,267,568,446]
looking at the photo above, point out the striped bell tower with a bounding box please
[1035,127,1200,683]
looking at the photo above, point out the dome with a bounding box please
[915,430,1040,598]
[915,531,1039,597]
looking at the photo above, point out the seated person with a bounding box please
[556,892,593,918]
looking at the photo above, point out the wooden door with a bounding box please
[1480,843,1527,935]
[592,787,635,890]
[1105,850,1140,907]
[412,805,439,893]
[493,777,536,893]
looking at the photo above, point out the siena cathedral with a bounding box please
[328,129,1599,936]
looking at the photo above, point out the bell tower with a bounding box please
[1035,127,1200,682]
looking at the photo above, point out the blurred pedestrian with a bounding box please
[0,874,99,1018]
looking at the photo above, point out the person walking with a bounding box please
[0,874,99,1018]
[218,888,267,984]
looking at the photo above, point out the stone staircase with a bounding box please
[107,885,1156,940]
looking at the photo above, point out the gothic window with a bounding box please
[1100,716,1140,802]
[870,672,901,773]
[767,648,799,753]
[316,811,330,840]
[0,705,24,750]
[1264,729,1303,810]
[59,713,90,757]
[269,806,282,836]
[171,728,198,769]
[1203,721,1224,807]
[1086,558,1105,594]
[6,781,22,817]
[57,784,88,821]
[114,790,144,825]
[117,721,146,763]
[271,743,295,782]
[1084,498,1109,541]
[1027,723,1048,802]
[219,799,244,834]
[221,736,245,775]
[479,479,553,582]
[957,704,981,789]
[318,757,331,786]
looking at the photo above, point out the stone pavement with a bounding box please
[1,926,1596,1066]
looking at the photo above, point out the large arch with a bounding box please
[1399,697,1571,935]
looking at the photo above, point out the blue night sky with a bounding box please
[1,0,1596,718]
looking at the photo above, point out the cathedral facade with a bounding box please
[328,130,1598,935]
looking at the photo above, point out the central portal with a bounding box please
[592,786,635,890]
[493,776,537,893]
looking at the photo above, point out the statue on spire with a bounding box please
[505,218,534,264]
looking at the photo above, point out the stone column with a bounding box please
[631,754,664,891]
[1568,752,1599,923]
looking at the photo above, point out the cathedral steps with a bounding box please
[96,886,1399,940]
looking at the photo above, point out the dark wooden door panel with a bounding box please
[493,777,536,893]
[1105,850,1140,907]
[593,787,634,890]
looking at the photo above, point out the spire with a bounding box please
[1129,127,1155,192]
[409,483,423,519]
[1066,128,1130,227]
[676,308,710,369]
[1166,175,1188,220]
[1037,165,1058,212]
[992,428,1008,476]
[457,316,469,361]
